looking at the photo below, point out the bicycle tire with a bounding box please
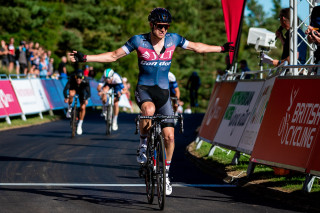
[71,106,77,138]
[156,134,166,210]
[106,105,113,135]
[145,133,155,204]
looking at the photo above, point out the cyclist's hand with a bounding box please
[221,42,235,53]
[64,98,69,103]
[69,50,87,63]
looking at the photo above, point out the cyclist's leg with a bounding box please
[79,99,88,121]
[135,85,155,163]
[157,96,175,195]
[157,99,175,162]
[66,90,76,118]
[100,86,108,115]
[77,88,88,134]
[112,86,122,129]
[68,90,76,105]
[112,96,119,130]
[140,102,155,133]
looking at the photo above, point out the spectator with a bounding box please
[272,8,307,72]
[83,65,89,77]
[122,77,133,112]
[88,66,96,78]
[15,41,28,75]
[216,69,226,81]
[58,56,68,78]
[39,54,48,77]
[8,37,15,73]
[186,71,201,107]
[48,58,54,76]
[0,40,9,69]
[305,6,320,75]
[184,105,192,114]
[239,59,252,79]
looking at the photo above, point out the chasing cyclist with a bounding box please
[69,7,234,195]
[168,71,180,116]
[97,68,124,131]
[63,70,91,135]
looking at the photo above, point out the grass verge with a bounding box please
[191,141,320,193]
[0,111,63,131]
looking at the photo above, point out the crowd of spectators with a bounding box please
[0,37,94,79]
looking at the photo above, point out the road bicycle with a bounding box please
[103,89,115,135]
[70,95,79,138]
[135,114,184,210]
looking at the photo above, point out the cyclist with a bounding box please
[69,7,234,195]
[168,71,180,115]
[63,70,91,135]
[97,68,124,131]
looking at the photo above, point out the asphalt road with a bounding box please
[0,112,305,212]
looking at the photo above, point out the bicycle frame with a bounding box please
[104,89,115,135]
[135,114,184,210]
[70,95,79,138]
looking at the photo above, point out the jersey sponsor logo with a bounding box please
[140,60,158,66]
[140,60,171,66]
[141,51,151,59]
[138,46,176,61]
[138,47,157,61]
[159,46,175,61]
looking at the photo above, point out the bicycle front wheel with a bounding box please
[156,134,166,210]
[71,107,77,138]
[145,134,155,204]
[106,105,113,135]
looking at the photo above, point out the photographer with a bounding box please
[305,6,320,74]
[272,8,307,70]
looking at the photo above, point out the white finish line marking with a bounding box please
[0,183,236,187]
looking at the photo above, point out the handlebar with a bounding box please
[135,114,184,134]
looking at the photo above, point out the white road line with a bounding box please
[0,183,236,187]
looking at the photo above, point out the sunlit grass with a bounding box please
[0,112,62,130]
[194,141,320,193]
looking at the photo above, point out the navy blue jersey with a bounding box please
[122,33,189,89]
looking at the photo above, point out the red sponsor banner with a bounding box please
[198,81,237,142]
[0,80,22,116]
[252,78,320,172]
[307,135,320,176]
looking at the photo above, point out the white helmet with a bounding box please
[104,68,114,78]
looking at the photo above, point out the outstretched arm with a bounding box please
[69,47,127,63]
[186,41,234,54]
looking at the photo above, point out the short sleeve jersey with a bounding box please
[168,71,178,95]
[122,33,189,89]
[99,72,124,92]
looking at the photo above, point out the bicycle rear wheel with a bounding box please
[156,134,166,210]
[71,106,77,138]
[145,134,155,204]
[106,105,113,135]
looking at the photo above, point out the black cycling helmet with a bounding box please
[148,8,172,24]
[76,70,84,79]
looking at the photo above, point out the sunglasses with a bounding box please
[155,24,170,30]
[76,76,84,79]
